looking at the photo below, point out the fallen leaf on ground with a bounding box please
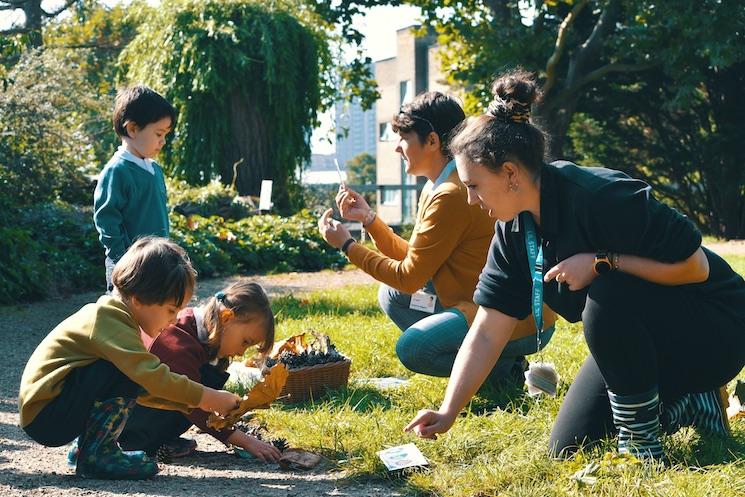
[278,449,323,470]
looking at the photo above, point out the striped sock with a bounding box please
[608,387,664,460]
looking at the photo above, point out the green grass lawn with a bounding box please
[251,256,745,497]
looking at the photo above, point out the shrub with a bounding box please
[0,194,344,304]
[167,178,254,220]
[0,50,107,208]
[170,209,346,278]
[0,202,102,304]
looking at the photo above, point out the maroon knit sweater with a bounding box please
[141,308,235,443]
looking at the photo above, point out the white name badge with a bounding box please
[409,291,437,313]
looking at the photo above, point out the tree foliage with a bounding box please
[0,49,106,209]
[327,0,744,236]
[345,152,376,185]
[44,0,143,96]
[310,0,399,110]
[120,0,328,211]
[0,0,81,47]
[39,0,145,164]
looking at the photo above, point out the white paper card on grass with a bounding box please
[377,443,428,471]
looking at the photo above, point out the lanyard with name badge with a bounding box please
[523,212,544,350]
[522,212,558,396]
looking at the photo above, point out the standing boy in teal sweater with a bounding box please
[94,85,177,291]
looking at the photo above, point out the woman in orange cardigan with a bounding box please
[319,91,555,388]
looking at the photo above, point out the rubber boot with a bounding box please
[75,398,158,479]
[67,436,150,468]
[608,387,664,460]
[662,387,730,436]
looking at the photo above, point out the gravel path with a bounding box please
[0,269,403,497]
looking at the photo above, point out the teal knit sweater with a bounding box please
[93,156,169,261]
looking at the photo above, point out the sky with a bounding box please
[1,1,422,154]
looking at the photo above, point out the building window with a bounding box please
[382,188,400,205]
[379,122,396,142]
[400,80,412,105]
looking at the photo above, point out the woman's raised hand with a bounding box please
[544,252,596,291]
[317,208,353,249]
[335,185,371,223]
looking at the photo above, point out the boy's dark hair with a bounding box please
[112,85,177,138]
[112,236,196,306]
[203,280,275,358]
[391,91,466,157]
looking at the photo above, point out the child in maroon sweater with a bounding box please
[118,280,282,463]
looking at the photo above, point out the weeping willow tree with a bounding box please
[120,0,328,211]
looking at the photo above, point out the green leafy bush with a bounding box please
[170,209,346,277]
[0,203,344,305]
[0,50,107,208]
[167,178,254,220]
[0,202,102,304]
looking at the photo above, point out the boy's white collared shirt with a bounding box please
[115,144,155,175]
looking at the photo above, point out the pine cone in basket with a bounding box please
[265,338,347,370]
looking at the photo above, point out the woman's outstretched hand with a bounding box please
[317,208,352,249]
[335,185,371,223]
[404,409,456,439]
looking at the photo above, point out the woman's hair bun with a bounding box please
[487,68,541,123]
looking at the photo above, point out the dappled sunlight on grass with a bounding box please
[244,256,745,496]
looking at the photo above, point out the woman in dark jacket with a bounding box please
[405,69,745,461]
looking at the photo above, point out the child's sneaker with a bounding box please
[155,437,197,462]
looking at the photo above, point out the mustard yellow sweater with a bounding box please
[348,170,556,335]
[19,295,204,427]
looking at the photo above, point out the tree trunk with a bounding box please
[225,91,270,197]
[705,62,745,238]
[534,95,579,160]
[22,1,43,48]
[224,91,293,211]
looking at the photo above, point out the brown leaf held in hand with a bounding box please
[207,363,289,430]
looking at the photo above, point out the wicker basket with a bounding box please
[279,358,351,403]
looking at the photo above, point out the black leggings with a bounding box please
[549,271,745,457]
[23,361,142,447]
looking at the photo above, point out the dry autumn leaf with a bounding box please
[207,362,289,430]
[271,333,308,357]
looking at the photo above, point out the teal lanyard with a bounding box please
[432,160,456,190]
[523,213,544,350]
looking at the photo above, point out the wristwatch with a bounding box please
[341,238,356,255]
[593,250,613,275]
